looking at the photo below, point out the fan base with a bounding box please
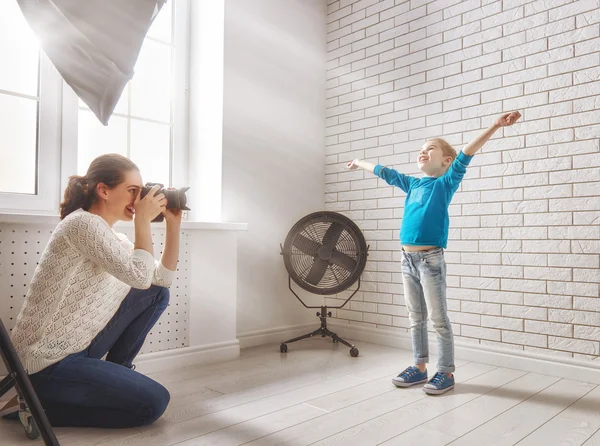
[279,306,359,357]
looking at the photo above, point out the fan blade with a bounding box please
[321,222,344,251]
[330,251,357,272]
[292,235,320,257]
[305,258,328,286]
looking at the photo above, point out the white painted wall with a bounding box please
[325,0,600,361]
[222,0,328,337]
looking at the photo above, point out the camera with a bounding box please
[140,183,191,222]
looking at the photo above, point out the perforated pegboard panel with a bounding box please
[116,226,190,354]
[0,223,190,356]
[0,226,53,333]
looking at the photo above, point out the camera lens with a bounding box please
[140,183,190,222]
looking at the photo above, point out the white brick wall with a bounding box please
[326,0,600,361]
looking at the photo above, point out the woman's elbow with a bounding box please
[131,275,153,290]
[152,278,173,288]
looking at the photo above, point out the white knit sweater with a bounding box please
[10,209,174,374]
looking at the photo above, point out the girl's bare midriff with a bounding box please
[402,245,439,252]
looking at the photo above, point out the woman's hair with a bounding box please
[59,154,139,220]
[429,138,457,161]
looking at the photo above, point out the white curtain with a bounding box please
[17,0,167,125]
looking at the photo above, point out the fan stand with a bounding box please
[280,276,360,357]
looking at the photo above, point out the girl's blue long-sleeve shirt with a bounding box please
[373,151,473,249]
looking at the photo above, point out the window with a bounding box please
[0,0,189,213]
[77,3,175,187]
[0,0,39,195]
[0,1,62,214]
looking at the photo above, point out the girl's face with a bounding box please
[101,169,144,223]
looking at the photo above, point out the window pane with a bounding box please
[130,120,170,186]
[78,110,128,175]
[130,40,172,122]
[0,2,39,96]
[0,94,38,194]
[113,85,129,116]
[147,3,172,44]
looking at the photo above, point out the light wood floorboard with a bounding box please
[0,338,598,446]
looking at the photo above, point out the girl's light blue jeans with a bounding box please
[401,247,455,374]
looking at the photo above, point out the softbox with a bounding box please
[17,0,167,125]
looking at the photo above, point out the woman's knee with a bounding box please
[151,285,170,309]
[135,381,170,426]
[160,285,170,300]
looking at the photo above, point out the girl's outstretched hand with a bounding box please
[495,111,521,127]
[347,159,360,170]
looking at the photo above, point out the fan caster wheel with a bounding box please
[280,343,288,353]
[350,347,359,357]
[327,312,332,317]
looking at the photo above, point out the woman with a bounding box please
[4,153,181,428]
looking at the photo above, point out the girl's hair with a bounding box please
[59,154,139,220]
[429,138,457,160]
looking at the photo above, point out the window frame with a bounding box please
[0,55,62,214]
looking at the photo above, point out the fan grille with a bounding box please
[283,212,368,295]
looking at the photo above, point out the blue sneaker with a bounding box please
[423,371,455,394]
[392,366,428,387]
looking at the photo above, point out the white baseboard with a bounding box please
[1,341,240,379]
[237,323,317,349]
[329,321,600,385]
[135,340,240,374]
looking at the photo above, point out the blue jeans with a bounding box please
[24,285,171,428]
[401,248,455,374]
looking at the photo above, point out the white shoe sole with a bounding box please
[392,377,428,388]
[423,384,454,395]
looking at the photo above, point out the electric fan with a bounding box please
[279,211,369,357]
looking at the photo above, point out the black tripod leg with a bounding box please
[282,327,323,345]
[328,331,355,349]
[0,319,59,445]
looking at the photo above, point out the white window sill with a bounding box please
[0,212,247,231]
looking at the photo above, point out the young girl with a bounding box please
[348,111,521,394]
[4,153,181,427]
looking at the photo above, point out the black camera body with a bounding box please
[140,182,191,222]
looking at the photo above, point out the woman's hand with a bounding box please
[134,184,166,223]
[162,188,183,227]
[495,111,521,127]
[163,208,183,227]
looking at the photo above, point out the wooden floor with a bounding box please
[1,338,600,445]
